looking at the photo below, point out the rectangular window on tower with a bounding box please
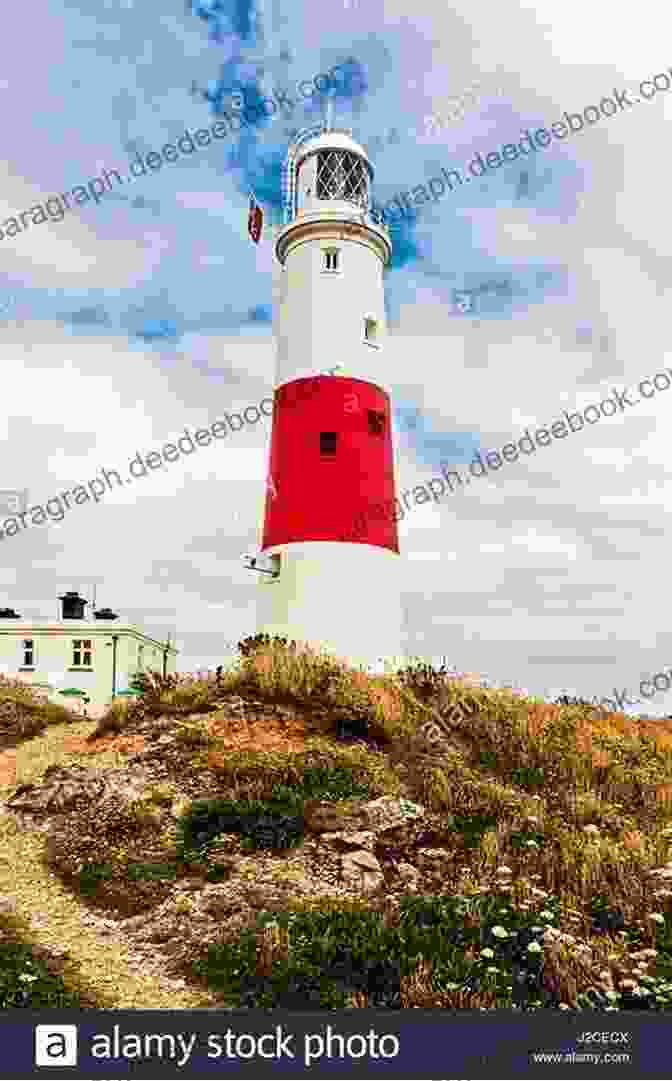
[320,431,338,456]
[367,410,386,436]
[364,317,380,347]
[323,248,340,273]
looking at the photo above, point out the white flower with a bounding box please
[525,840,539,848]
[539,909,555,920]
[480,947,495,959]
[19,973,38,983]
[527,941,543,953]
[491,925,509,938]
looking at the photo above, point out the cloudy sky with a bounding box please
[1,0,670,713]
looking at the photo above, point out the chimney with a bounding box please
[58,591,87,620]
[93,607,119,621]
[0,607,21,618]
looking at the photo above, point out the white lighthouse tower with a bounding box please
[248,119,405,673]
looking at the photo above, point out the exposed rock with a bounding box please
[341,849,385,895]
[396,862,421,890]
[302,799,370,833]
[320,830,376,851]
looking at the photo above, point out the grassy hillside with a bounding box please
[1,644,672,1010]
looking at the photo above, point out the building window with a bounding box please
[364,317,379,344]
[323,248,339,271]
[22,639,34,667]
[320,431,338,456]
[368,410,386,436]
[72,639,92,667]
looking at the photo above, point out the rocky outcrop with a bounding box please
[0,741,439,971]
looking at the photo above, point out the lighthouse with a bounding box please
[248,121,405,673]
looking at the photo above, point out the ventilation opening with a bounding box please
[368,410,386,436]
[320,431,338,456]
[323,248,339,271]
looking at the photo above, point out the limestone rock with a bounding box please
[303,796,425,837]
[396,861,421,890]
[320,830,376,851]
[6,765,107,816]
[303,799,370,834]
[341,850,384,895]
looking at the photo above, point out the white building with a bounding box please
[249,123,406,674]
[0,591,178,715]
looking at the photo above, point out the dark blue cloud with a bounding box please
[136,319,180,343]
[188,0,256,46]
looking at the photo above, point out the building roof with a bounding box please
[0,622,178,652]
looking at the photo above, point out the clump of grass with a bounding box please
[0,908,114,1009]
[0,677,80,750]
[86,697,132,741]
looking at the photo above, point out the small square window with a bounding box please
[320,431,338,456]
[22,638,34,666]
[368,410,385,435]
[324,249,339,271]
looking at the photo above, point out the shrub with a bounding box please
[396,659,454,703]
[175,793,306,856]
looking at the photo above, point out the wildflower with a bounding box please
[525,840,539,848]
[480,947,495,959]
[527,941,543,953]
[648,912,666,924]
[444,981,460,990]
[491,925,509,938]
[18,973,38,983]
[538,909,555,920]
